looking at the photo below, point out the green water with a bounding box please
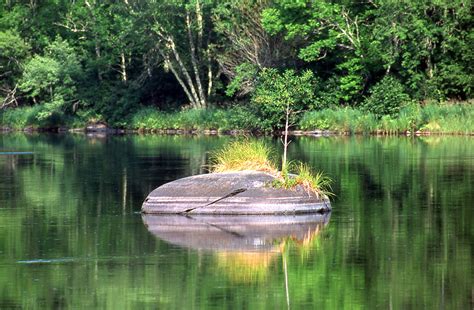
[0,133,472,309]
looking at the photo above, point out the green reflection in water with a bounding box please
[0,133,472,309]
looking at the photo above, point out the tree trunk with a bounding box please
[186,10,206,108]
[120,52,127,82]
[282,104,291,171]
[161,54,198,108]
[85,0,103,81]
[207,46,213,97]
[167,37,202,108]
[153,0,212,109]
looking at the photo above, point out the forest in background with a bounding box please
[0,0,472,132]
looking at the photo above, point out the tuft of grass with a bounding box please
[273,162,333,199]
[211,140,277,173]
[212,140,333,198]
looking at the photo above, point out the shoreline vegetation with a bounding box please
[1,2,472,139]
[1,101,472,136]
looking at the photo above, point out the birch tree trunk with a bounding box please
[152,0,213,109]
[186,10,206,108]
[85,0,103,81]
[120,52,127,82]
[282,103,291,172]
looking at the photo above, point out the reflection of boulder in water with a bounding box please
[141,213,331,252]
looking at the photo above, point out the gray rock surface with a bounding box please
[141,170,331,214]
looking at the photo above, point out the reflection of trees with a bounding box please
[0,134,471,308]
[0,134,231,257]
[290,136,473,308]
[0,133,232,308]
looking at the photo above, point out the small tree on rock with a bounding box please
[252,68,315,170]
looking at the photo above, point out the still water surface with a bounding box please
[0,133,472,309]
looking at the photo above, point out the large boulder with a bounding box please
[141,170,331,215]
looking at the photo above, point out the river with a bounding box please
[0,133,472,308]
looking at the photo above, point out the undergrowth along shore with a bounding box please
[210,140,333,199]
[1,102,473,135]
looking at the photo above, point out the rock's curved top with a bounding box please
[141,170,331,215]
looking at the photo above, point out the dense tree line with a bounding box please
[0,0,472,128]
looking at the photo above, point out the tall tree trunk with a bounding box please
[120,52,127,82]
[161,53,198,108]
[94,42,102,80]
[186,10,206,108]
[207,46,213,97]
[153,0,213,109]
[166,36,202,108]
[85,0,103,81]
[282,103,291,171]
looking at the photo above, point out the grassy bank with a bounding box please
[0,105,262,132]
[129,106,261,132]
[1,101,473,135]
[0,105,88,130]
[299,102,474,135]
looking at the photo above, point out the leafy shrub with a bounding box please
[362,76,410,117]
[0,105,65,129]
[251,68,316,131]
[310,76,342,109]
[19,38,83,121]
[225,63,259,97]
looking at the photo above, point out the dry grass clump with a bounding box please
[211,140,277,173]
[211,140,333,198]
[293,163,333,198]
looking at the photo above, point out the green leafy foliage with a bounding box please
[362,76,410,117]
[252,68,315,130]
[19,56,61,98]
[18,38,83,121]
[225,63,258,97]
[0,0,472,129]
[0,30,29,74]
